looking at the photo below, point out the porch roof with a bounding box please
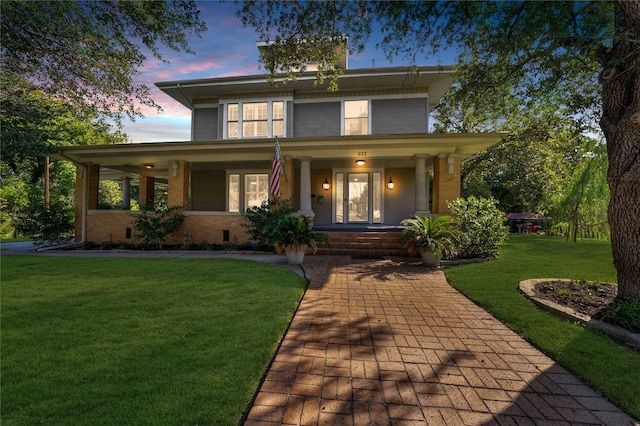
[56,133,505,179]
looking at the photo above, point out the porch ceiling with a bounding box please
[57,133,505,179]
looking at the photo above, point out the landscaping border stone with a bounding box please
[519,278,640,351]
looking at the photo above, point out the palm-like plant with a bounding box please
[268,215,329,254]
[400,215,462,259]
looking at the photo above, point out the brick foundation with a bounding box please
[85,211,250,246]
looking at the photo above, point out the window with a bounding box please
[245,174,269,209]
[225,100,286,139]
[272,101,284,136]
[228,104,239,138]
[344,100,369,135]
[227,172,269,212]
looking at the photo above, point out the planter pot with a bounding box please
[285,247,307,264]
[420,250,441,267]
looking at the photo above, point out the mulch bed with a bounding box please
[533,279,618,319]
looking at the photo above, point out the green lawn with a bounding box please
[1,256,307,425]
[445,235,640,419]
[0,238,32,243]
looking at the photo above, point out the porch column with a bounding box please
[74,163,99,242]
[432,154,461,214]
[414,155,430,216]
[168,160,190,210]
[122,177,131,210]
[139,175,155,208]
[297,157,314,218]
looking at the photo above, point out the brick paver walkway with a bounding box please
[245,256,637,425]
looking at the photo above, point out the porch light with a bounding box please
[387,176,394,190]
[144,164,154,169]
[322,178,330,190]
[356,159,365,165]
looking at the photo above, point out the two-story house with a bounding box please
[58,45,502,253]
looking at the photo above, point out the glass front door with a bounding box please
[334,171,382,224]
[348,173,369,222]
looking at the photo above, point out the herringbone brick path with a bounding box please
[245,256,637,425]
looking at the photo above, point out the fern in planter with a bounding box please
[267,215,329,254]
[400,215,462,260]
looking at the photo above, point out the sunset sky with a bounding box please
[123,1,456,142]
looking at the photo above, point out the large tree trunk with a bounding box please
[601,2,640,301]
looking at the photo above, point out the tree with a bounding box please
[552,142,610,242]
[237,1,640,301]
[0,76,125,236]
[1,77,124,183]
[1,0,206,123]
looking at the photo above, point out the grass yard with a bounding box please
[1,256,307,425]
[0,238,31,243]
[445,235,640,419]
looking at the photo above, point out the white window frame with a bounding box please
[341,99,371,136]
[226,170,271,212]
[222,99,288,139]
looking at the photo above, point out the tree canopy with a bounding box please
[237,0,640,300]
[1,0,206,123]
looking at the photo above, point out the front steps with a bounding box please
[315,230,409,257]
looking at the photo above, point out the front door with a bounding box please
[335,171,382,224]
[348,173,369,222]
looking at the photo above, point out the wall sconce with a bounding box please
[144,164,154,169]
[356,159,366,165]
[322,177,330,190]
[387,176,395,190]
[447,155,455,174]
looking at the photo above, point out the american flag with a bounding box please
[270,137,282,197]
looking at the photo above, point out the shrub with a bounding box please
[598,299,640,333]
[241,197,295,249]
[130,205,184,248]
[448,196,509,259]
[16,200,74,244]
[399,215,462,258]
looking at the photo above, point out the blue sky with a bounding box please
[123,1,456,142]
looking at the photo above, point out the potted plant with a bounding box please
[400,215,462,266]
[269,215,329,264]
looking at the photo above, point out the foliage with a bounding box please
[444,236,639,418]
[267,215,329,254]
[1,1,206,124]
[1,256,306,424]
[241,197,295,249]
[457,118,588,214]
[130,205,184,248]
[0,174,29,238]
[236,0,640,301]
[98,181,124,210]
[15,199,74,244]
[598,299,640,334]
[1,77,124,181]
[400,215,462,258]
[550,142,610,242]
[448,196,509,259]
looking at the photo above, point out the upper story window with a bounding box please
[344,100,369,135]
[225,100,285,139]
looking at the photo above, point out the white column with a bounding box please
[297,157,315,219]
[414,155,430,216]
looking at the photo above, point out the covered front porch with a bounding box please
[58,133,503,247]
